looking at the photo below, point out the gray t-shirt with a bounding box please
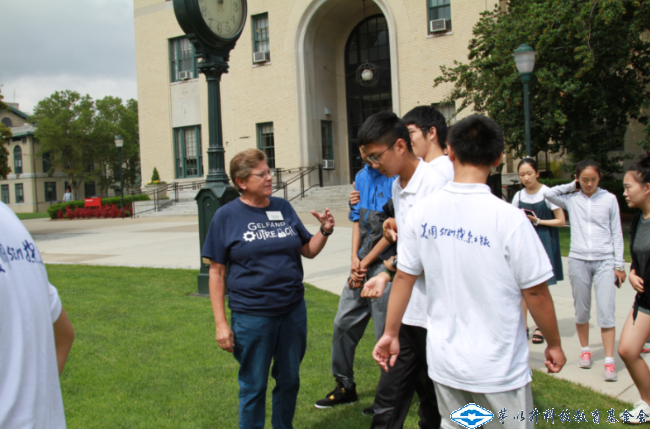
[633,216,650,278]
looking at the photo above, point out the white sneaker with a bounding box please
[620,400,650,424]
[578,351,593,368]
[643,342,650,353]
[604,363,618,382]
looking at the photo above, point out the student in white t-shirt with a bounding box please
[512,158,566,345]
[373,114,566,429]
[356,111,448,428]
[0,202,75,429]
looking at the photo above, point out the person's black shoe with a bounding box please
[314,382,358,409]
[362,406,375,416]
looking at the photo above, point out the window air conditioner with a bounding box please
[323,159,335,170]
[178,70,193,80]
[253,51,271,63]
[429,18,450,33]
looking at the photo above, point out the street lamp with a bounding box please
[514,44,536,157]
[114,135,125,219]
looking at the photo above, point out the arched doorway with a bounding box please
[344,14,392,181]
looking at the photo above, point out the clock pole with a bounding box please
[172,0,247,296]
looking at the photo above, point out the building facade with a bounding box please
[134,0,499,187]
[0,103,106,213]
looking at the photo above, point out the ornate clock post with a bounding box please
[173,0,247,295]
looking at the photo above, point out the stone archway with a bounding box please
[294,0,400,185]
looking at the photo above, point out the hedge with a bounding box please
[47,194,151,219]
[537,179,634,214]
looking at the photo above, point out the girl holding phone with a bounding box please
[618,154,650,421]
[512,158,565,344]
[544,159,625,382]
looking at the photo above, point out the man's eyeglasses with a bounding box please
[250,169,275,179]
[366,141,397,164]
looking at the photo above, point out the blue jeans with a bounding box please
[231,299,307,429]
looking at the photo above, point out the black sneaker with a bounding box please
[314,382,358,409]
[362,406,375,416]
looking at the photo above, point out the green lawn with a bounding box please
[48,265,635,428]
[16,212,50,220]
[558,227,631,263]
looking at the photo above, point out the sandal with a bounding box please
[532,328,545,344]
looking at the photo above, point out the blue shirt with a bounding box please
[202,197,313,317]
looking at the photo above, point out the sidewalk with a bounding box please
[25,213,646,405]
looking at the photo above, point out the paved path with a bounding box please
[24,214,648,406]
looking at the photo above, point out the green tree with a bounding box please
[31,91,140,197]
[0,88,12,179]
[434,0,650,177]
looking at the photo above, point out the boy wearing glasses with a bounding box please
[359,111,449,428]
[315,144,396,410]
[373,115,566,429]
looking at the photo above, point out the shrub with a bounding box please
[55,202,133,220]
[151,167,160,183]
[48,194,150,219]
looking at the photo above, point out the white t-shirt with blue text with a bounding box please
[398,182,553,393]
[0,202,66,428]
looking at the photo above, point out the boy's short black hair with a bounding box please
[448,114,503,166]
[402,105,448,150]
[357,111,412,152]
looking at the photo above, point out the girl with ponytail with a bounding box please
[618,153,650,422]
[512,158,565,344]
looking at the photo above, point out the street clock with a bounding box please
[173,0,247,52]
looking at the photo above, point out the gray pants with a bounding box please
[568,257,616,328]
[332,260,392,389]
[435,382,534,429]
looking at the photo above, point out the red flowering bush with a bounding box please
[56,203,131,219]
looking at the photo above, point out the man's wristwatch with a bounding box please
[320,225,334,236]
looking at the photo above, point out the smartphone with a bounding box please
[522,209,537,218]
[575,180,581,190]
[615,277,621,288]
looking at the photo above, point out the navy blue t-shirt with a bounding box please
[202,197,313,316]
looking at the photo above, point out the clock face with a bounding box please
[198,0,245,39]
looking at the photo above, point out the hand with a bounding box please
[350,182,360,205]
[373,334,400,371]
[312,208,335,233]
[361,273,390,298]
[383,218,398,243]
[630,269,645,293]
[216,323,234,353]
[526,215,538,224]
[544,346,566,373]
[383,256,396,272]
[615,269,626,287]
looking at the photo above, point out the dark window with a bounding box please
[13,145,22,174]
[174,126,203,178]
[15,184,23,203]
[1,117,12,127]
[84,181,96,198]
[253,13,270,54]
[170,37,198,82]
[428,0,452,33]
[1,185,9,204]
[45,182,57,202]
[257,123,275,169]
[42,151,53,173]
[321,121,334,160]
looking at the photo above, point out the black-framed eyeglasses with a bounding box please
[250,169,275,179]
[366,141,397,164]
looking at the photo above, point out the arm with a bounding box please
[610,197,626,271]
[542,182,576,210]
[360,237,390,269]
[209,261,234,353]
[536,207,566,228]
[301,209,335,259]
[53,308,74,376]
[372,270,419,371]
[522,283,566,373]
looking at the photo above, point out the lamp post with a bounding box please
[514,44,536,157]
[114,135,125,219]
